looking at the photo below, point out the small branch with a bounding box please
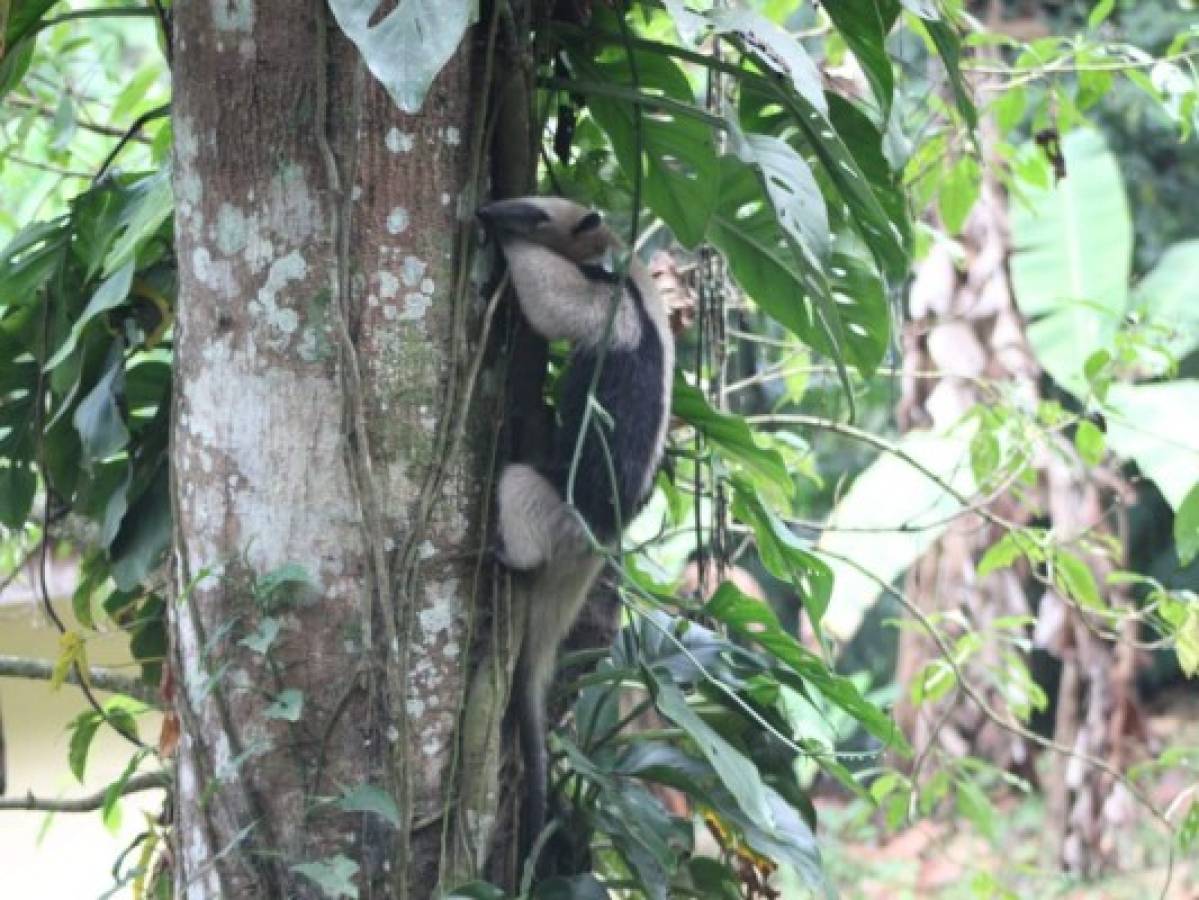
[3,97,153,143]
[32,7,159,35]
[0,772,169,813]
[540,76,728,130]
[2,154,91,179]
[748,413,1019,532]
[0,655,158,705]
[95,103,169,181]
[817,547,1175,838]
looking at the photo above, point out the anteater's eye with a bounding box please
[571,211,603,235]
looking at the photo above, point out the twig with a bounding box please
[748,413,1020,533]
[1,154,90,179]
[0,655,158,704]
[95,103,169,181]
[3,97,153,142]
[0,772,169,813]
[817,547,1178,865]
[31,7,158,35]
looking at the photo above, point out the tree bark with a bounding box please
[169,4,497,897]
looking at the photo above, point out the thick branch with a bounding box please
[0,655,158,705]
[0,772,169,813]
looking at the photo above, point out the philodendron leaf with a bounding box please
[566,45,719,248]
[45,260,135,371]
[705,581,910,755]
[710,9,827,115]
[73,343,130,464]
[327,0,478,114]
[727,128,829,263]
[336,784,401,827]
[672,379,792,499]
[265,688,304,722]
[292,855,360,899]
[821,0,901,115]
[649,668,774,827]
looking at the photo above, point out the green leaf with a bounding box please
[1053,549,1104,611]
[649,669,773,825]
[731,483,831,625]
[1175,483,1199,567]
[292,855,360,900]
[239,617,281,655]
[49,92,76,152]
[740,83,907,281]
[0,461,36,528]
[1105,381,1199,510]
[265,688,304,722]
[326,0,477,114]
[0,217,68,308]
[1074,420,1105,466]
[45,260,136,371]
[993,85,1026,133]
[711,9,827,115]
[705,581,908,753]
[103,169,174,276]
[728,129,828,262]
[825,93,911,256]
[255,562,317,606]
[67,711,103,782]
[4,0,58,41]
[110,465,171,591]
[978,531,1042,577]
[1132,239,1199,359]
[920,15,978,133]
[938,155,980,236]
[567,45,719,248]
[1180,800,1199,850]
[73,344,130,464]
[955,779,997,841]
[1176,607,1199,677]
[336,784,401,827]
[614,742,830,895]
[671,379,792,498]
[821,0,899,115]
[1010,130,1131,395]
[101,753,144,834]
[1087,0,1115,29]
[910,659,956,706]
[0,36,35,102]
[111,63,163,123]
[129,594,166,686]
[707,156,830,346]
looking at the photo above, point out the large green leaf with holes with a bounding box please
[707,155,888,375]
[327,0,478,113]
[567,47,719,248]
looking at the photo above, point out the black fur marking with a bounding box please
[576,262,619,283]
[571,210,603,235]
[477,200,551,233]
[545,274,665,543]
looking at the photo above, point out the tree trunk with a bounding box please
[169,5,499,897]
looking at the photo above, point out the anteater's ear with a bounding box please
[571,210,603,235]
